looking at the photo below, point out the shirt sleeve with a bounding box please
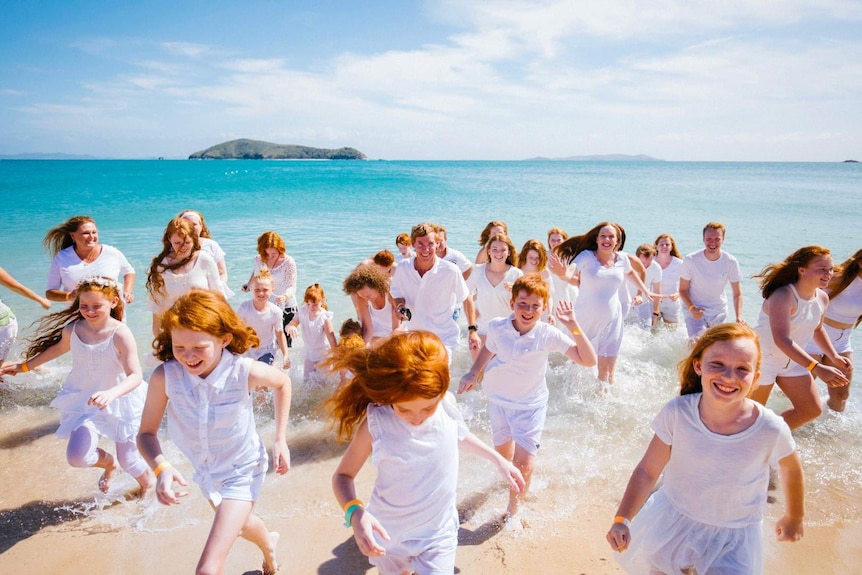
[441,392,469,440]
[650,398,678,446]
[728,255,742,283]
[113,246,135,278]
[46,254,63,291]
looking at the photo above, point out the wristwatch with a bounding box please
[467,324,478,332]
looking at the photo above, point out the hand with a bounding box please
[282,358,291,370]
[689,305,704,319]
[284,325,298,339]
[555,299,577,326]
[814,363,849,388]
[631,295,644,307]
[775,514,804,542]
[275,294,287,305]
[669,292,680,301]
[498,459,526,493]
[272,440,291,475]
[123,291,134,304]
[351,507,390,557]
[548,254,566,276]
[829,355,853,374]
[38,297,51,310]
[606,522,631,552]
[0,362,22,376]
[88,389,118,410]
[468,331,481,351]
[458,371,478,394]
[156,466,189,506]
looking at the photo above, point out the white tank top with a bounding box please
[826,276,862,325]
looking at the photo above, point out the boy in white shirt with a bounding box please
[458,274,596,517]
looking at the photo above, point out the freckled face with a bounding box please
[510,291,545,331]
[799,255,834,289]
[694,338,759,404]
[393,396,441,426]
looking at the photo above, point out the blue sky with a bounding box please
[2,0,860,160]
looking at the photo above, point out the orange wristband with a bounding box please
[613,515,631,527]
[342,498,363,513]
[20,361,30,373]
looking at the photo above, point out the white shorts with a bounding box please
[659,299,681,323]
[369,517,458,575]
[804,323,854,355]
[488,402,547,456]
[758,352,809,387]
[684,307,728,338]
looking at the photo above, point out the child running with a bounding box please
[237,268,290,369]
[326,331,525,575]
[137,289,291,575]
[458,273,597,517]
[0,277,152,494]
[606,323,804,574]
[285,283,337,378]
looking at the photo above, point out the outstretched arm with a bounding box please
[459,432,525,493]
[607,435,671,552]
[775,451,805,542]
[0,266,51,309]
[333,420,389,557]
[248,361,292,474]
[1,323,72,375]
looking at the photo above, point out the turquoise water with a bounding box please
[1,159,861,530]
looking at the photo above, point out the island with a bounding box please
[189,139,366,160]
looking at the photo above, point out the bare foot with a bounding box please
[98,460,118,493]
[133,468,155,498]
[262,531,280,575]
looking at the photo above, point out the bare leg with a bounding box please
[95,448,118,493]
[506,445,535,517]
[749,382,775,406]
[197,499,279,575]
[821,352,853,412]
[775,374,823,430]
[597,355,617,385]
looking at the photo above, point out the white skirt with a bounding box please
[616,489,763,575]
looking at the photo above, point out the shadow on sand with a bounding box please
[0,499,87,554]
[0,420,57,450]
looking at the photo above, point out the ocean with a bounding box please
[1,159,860,542]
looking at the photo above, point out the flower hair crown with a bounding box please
[77,276,119,289]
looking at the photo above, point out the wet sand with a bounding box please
[2,406,861,574]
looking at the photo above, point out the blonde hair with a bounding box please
[43,216,96,257]
[249,267,275,289]
[24,277,123,359]
[153,290,258,361]
[323,331,449,441]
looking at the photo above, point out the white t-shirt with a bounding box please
[653,394,795,528]
[390,257,470,351]
[440,247,472,274]
[237,299,282,357]
[482,315,575,410]
[680,250,741,314]
[47,244,134,297]
[465,264,523,333]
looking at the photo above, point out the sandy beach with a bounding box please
[2,404,861,575]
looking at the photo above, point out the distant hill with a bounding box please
[525,154,662,162]
[0,152,100,160]
[189,139,366,160]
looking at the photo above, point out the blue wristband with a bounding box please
[343,503,362,527]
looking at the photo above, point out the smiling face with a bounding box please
[413,233,438,267]
[510,290,545,333]
[70,222,99,250]
[703,228,724,256]
[392,396,441,426]
[525,249,541,270]
[488,240,510,263]
[596,225,618,253]
[171,327,230,378]
[799,254,834,290]
[548,233,565,250]
[694,337,759,405]
[77,290,117,323]
[250,279,274,305]
[657,237,673,254]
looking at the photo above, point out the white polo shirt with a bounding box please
[482,315,575,410]
[390,256,469,351]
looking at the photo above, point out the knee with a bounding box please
[800,400,823,423]
[66,447,95,469]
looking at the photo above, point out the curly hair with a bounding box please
[322,331,449,441]
[343,264,391,297]
[146,218,201,299]
[153,290,258,361]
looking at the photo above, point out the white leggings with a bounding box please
[66,422,148,478]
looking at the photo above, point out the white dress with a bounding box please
[367,393,468,566]
[237,299,283,359]
[658,256,683,320]
[465,264,523,334]
[573,250,630,356]
[298,306,334,369]
[50,323,147,442]
[146,251,222,314]
[617,394,795,575]
[164,352,267,505]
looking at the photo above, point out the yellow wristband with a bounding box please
[65,291,72,301]
[569,329,582,336]
[806,360,818,372]
[153,461,172,478]
[342,498,363,513]
[20,361,30,373]
[613,515,631,527]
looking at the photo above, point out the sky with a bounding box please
[1,0,861,161]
